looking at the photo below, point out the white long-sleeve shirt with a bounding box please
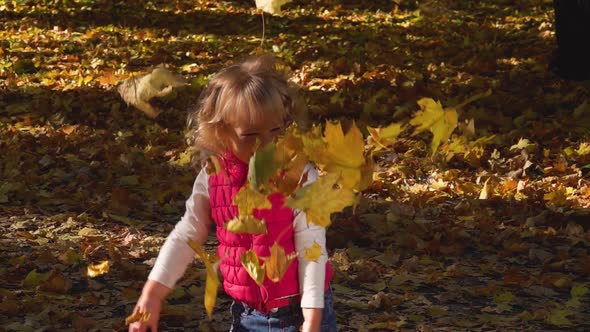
[148,164,328,308]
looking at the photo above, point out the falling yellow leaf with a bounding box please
[510,138,536,151]
[241,250,265,286]
[303,121,370,190]
[87,261,110,278]
[187,240,219,318]
[226,215,267,234]
[410,98,458,155]
[262,242,297,282]
[244,126,310,194]
[286,173,356,227]
[367,122,403,150]
[304,241,323,262]
[273,152,309,194]
[125,308,151,325]
[233,186,272,216]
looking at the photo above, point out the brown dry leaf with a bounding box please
[39,270,72,294]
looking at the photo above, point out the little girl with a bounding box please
[129,54,337,332]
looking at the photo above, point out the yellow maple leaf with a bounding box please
[232,186,271,217]
[543,185,573,208]
[286,173,356,227]
[226,215,267,234]
[410,98,458,155]
[275,125,305,164]
[87,260,109,278]
[367,122,403,150]
[303,121,370,190]
[187,240,219,318]
[266,127,309,194]
[262,242,297,282]
[576,142,590,156]
[304,241,323,262]
[240,250,265,286]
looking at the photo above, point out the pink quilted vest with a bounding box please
[208,151,332,313]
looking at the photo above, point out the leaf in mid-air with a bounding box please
[303,121,369,190]
[232,185,271,217]
[272,127,309,194]
[87,261,110,278]
[241,250,265,286]
[286,173,356,227]
[510,138,536,151]
[226,215,267,234]
[262,242,297,282]
[304,241,323,262]
[410,98,458,155]
[187,240,219,318]
[248,142,280,190]
[367,122,403,150]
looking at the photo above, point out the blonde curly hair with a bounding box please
[186,54,306,165]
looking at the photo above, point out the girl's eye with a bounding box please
[271,127,281,132]
[240,134,258,142]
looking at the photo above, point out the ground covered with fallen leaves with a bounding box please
[1,0,590,331]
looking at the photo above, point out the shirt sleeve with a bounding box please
[147,169,210,289]
[294,165,328,308]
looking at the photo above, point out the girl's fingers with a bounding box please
[128,322,141,332]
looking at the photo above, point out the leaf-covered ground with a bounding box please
[1,0,590,331]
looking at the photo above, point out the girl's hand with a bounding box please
[128,294,162,332]
[128,280,171,332]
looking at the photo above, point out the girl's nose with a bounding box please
[259,133,272,147]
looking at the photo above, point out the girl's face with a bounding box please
[225,112,285,163]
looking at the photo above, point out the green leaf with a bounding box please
[571,284,589,298]
[546,308,572,327]
[22,269,51,288]
[248,142,280,190]
[493,291,515,311]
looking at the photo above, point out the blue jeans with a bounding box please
[230,287,338,332]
